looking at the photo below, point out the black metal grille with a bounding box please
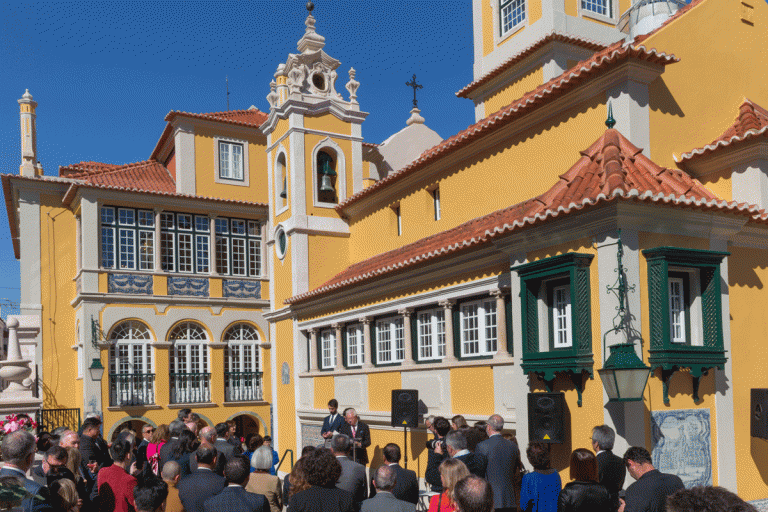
[39,408,81,434]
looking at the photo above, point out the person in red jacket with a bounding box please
[98,437,137,512]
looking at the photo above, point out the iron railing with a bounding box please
[170,373,211,404]
[109,373,155,407]
[224,371,263,402]
[39,408,81,434]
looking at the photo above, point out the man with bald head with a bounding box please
[475,414,518,512]
[338,408,371,465]
[361,465,414,512]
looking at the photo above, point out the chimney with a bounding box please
[18,89,43,176]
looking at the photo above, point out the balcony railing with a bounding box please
[170,373,211,404]
[109,373,155,407]
[225,371,263,402]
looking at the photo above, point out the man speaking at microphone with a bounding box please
[339,408,371,466]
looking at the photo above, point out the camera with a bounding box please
[426,438,446,451]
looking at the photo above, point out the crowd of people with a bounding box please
[0,403,759,512]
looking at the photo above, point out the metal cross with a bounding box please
[405,74,423,109]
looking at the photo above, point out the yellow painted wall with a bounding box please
[275,318,297,453]
[193,125,268,203]
[725,245,768,499]
[484,66,544,116]
[314,376,335,410]
[646,0,768,170]
[482,0,495,57]
[273,238,294,305]
[304,114,352,136]
[98,273,108,294]
[368,372,402,411]
[367,427,432,479]
[451,367,495,414]
[40,195,79,409]
[307,235,350,290]
[529,0,542,25]
[348,94,607,265]
[697,167,732,202]
[271,118,291,149]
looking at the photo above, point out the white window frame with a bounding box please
[346,323,365,367]
[169,322,210,404]
[224,323,262,401]
[578,0,617,24]
[552,284,573,349]
[214,136,250,186]
[459,298,498,357]
[667,268,703,346]
[417,308,446,361]
[498,0,527,39]
[320,329,336,369]
[109,321,154,405]
[376,317,405,364]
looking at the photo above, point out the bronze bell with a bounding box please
[320,173,334,193]
[280,176,287,198]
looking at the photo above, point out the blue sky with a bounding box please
[0,1,475,312]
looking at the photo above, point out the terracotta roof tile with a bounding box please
[165,108,268,128]
[337,42,679,212]
[678,99,768,164]
[59,161,120,177]
[68,160,176,194]
[288,129,764,305]
[456,32,608,98]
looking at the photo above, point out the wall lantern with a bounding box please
[89,358,105,381]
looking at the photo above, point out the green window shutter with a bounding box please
[700,266,723,349]
[411,312,419,362]
[341,327,348,368]
[371,320,378,367]
[573,263,593,355]
[452,306,462,360]
[505,294,513,356]
[316,334,323,370]
[523,281,539,356]
[646,257,669,351]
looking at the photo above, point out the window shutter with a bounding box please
[505,294,513,356]
[452,306,461,360]
[370,320,378,367]
[411,311,419,362]
[523,281,539,356]
[316,334,323,371]
[700,266,723,350]
[342,328,348,369]
[646,257,669,351]
[572,263,592,355]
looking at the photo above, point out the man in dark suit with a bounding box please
[476,415,519,512]
[213,422,241,476]
[79,417,112,473]
[361,465,415,512]
[178,445,226,512]
[159,420,186,474]
[332,434,368,510]
[446,430,486,478]
[133,473,169,512]
[369,444,418,504]
[621,447,684,512]
[338,408,371,465]
[0,430,52,512]
[135,424,154,472]
[203,456,269,512]
[322,398,345,443]
[592,425,626,511]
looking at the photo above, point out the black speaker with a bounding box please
[391,389,419,428]
[752,389,768,439]
[528,392,565,444]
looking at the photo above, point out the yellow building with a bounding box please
[5,0,768,503]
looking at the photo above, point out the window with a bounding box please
[582,0,610,17]
[643,247,729,404]
[394,206,402,236]
[276,153,288,208]
[169,322,210,404]
[417,309,446,361]
[346,324,365,367]
[433,188,441,221]
[376,317,405,364]
[460,299,497,357]
[514,253,595,382]
[219,141,244,180]
[109,321,154,406]
[101,207,154,271]
[320,329,336,370]
[224,323,262,401]
[160,212,211,274]
[500,0,526,35]
[316,150,337,204]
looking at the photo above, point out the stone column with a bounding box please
[361,317,373,369]
[154,208,162,272]
[399,308,415,366]
[209,215,219,275]
[491,288,513,359]
[333,323,344,371]
[309,329,318,372]
[439,299,458,362]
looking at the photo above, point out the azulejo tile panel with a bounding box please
[167,277,209,297]
[108,274,153,295]
[301,423,324,449]
[651,408,712,488]
[223,279,261,298]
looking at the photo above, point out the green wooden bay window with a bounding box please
[642,247,728,404]
[513,253,594,404]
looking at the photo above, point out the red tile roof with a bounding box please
[677,99,768,164]
[65,160,176,193]
[288,128,764,305]
[59,161,120,177]
[456,32,608,99]
[337,42,679,213]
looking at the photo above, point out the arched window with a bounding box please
[316,150,337,204]
[109,321,154,406]
[224,323,262,402]
[169,322,210,404]
[276,153,287,209]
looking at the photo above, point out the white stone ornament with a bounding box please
[346,68,360,104]
[267,81,279,110]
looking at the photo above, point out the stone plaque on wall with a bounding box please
[651,409,712,487]
[301,423,324,449]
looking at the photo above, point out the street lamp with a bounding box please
[88,358,105,381]
[598,343,650,401]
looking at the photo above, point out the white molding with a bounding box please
[213,136,250,187]
[280,214,350,238]
[679,142,768,178]
[267,127,364,153]
[174,122,196,195]
[273,146,290,215]
[607,80,651,157]
[261,98,368,135]
[289,113,307,217]
[71,291,269,309]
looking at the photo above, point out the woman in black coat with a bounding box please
[288,448,354,512]
[558,449,612,512]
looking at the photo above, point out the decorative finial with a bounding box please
[605,102,616,129]
[306,1,314,12]
[405,74,423,109]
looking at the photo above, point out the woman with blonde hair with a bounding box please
[246,445,282,512]
[146,424,170,474]
[50,478,81,512]
[428,458,470,512]
[451,415,467,430]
